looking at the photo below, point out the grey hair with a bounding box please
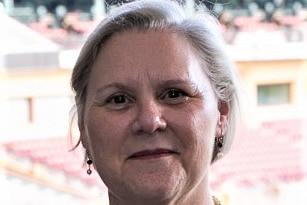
[70,0,240,162]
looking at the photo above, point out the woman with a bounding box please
[70,0,240,204]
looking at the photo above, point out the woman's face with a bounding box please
[81,31,226,204]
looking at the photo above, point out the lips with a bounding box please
[128,149,177,160]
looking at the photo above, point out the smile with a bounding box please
[128,149,178,160]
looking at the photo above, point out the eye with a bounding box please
[167,89,185,98]
[105,93,133,110]
[108,95,127,104]
[161,88,189,104]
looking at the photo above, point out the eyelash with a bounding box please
[101,88,192,110]
[106,94,132,104]
[162,88,186,98]
[102,93,134,110]
[160,88,190,104]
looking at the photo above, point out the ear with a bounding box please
[78,117,89,150]
[217,101,230,135]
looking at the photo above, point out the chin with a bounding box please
[126,185,179,204]
[121,170,185,202]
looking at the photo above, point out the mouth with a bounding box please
[128,149,178,160]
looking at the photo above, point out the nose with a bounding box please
[132,100,167,135]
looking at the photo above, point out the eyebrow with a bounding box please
[95,79,198,94]
[159,79,198,89]
[96,82,130,94]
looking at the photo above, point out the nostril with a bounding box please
[132,114,167,135]
[131,101,167,134]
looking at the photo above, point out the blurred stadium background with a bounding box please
[0,0,307,204]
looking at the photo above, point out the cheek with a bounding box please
[169,102,218,138]
[168,103,218,157]
[166,107,216,187]
[84,110,125,156]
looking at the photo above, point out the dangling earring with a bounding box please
[86,150,93,175]
[216,130,224,159]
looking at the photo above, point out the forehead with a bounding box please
[95,30,201,71]
[89,30,211,89]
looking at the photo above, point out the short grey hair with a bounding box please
[71,0,240,162]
